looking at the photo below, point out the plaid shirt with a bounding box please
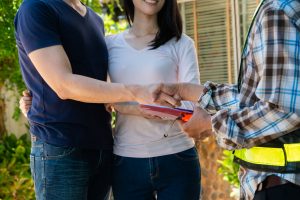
[199,0,300,199]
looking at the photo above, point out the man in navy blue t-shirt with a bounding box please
[14,0,178,199]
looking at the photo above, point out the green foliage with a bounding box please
[0,0,25,93]
[0,134,34,200]
[103,14,128,35]
[217,150,240,188]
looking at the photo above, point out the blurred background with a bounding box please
[0,0,261,199]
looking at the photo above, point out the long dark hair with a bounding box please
[123,0,183,49]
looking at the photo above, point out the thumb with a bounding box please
[23,90,31,97]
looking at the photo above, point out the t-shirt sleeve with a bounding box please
[15,1,61,54]
[177,35,200,110]
[177,36,200,84]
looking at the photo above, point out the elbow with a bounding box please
[56,89,69,100]
[53,81,71,100]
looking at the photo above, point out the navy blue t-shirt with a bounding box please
[14,0,112,149]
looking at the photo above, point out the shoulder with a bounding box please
[170,34,195,52]
[178,34,195,47]
[257,0,300,22]
[165,34,195,49]
[15,0,56,30]
[105,33,123,47]
[16,0,56,21]
[18,0,52,13]
[276,0,300,26]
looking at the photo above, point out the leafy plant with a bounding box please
[0,0,25,93]
[0,134,34,200]
[217,150,240,188]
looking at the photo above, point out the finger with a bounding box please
[24,102,32,107]
[151,83,163,102]
[24,106,31,113]
[144,115,161,120]
[161,83,179,96]
[23,96,32,101]
[23,90,31,97]
[155,93,181,107]
[173,93,181,102]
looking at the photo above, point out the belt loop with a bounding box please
[31,135,37,142]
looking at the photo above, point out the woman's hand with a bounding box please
[19,90,32,118]
[113,102,162,120]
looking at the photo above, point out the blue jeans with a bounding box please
[30,139,113,200]
[112,147,201,200]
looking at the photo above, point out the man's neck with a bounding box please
[63,0,86,17]
[63,0,81,5]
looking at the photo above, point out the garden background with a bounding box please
[0,0,261,199]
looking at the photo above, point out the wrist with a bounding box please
[124,84,139,102]
[179,83,203,102]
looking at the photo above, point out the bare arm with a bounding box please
[29,45,175,105]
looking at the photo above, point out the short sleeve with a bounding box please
[15,1,61,54]
[177,35,200,84]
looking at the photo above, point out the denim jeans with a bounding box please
[112,147,201,200]
[30,139,113,200]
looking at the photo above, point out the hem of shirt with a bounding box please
[26,41,62,54]
[29,131,113,150]
[113,142,195,158]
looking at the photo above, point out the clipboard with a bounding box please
[139,104,193,122]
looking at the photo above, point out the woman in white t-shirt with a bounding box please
[19,0,201,199]
[106,0,201,199]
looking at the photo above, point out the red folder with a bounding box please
[140,104,193,122]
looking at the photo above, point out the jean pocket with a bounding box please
[113,155,124,167]
[44,143,76,159]
[174,148,199,161]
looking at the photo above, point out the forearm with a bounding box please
[178,83,204,102]
[59,74,137,103]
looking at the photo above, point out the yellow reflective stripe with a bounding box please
[234,147,285,166]
[284,144,300,162]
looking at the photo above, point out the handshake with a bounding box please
[131,82,204,107]
[131,83,213,140]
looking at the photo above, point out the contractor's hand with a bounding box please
[19,90,32,118]
[179,107,213,140]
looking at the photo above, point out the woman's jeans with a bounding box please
[30,139,113,200]
[112,147,201,200]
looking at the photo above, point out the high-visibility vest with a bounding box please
[234,0,300,172]
[233,129,300,173]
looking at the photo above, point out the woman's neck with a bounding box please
[131,11,158,37]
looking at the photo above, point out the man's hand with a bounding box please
[179,107,213,140]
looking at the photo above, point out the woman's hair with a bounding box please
[123,0,183,49]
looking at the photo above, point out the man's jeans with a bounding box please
[30,138,113,200]
[112,147,201,200]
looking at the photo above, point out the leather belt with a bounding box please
[257,176,289,191]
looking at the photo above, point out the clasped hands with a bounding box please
[131,83,213,140]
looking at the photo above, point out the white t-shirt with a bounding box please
[106,31,200,158]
